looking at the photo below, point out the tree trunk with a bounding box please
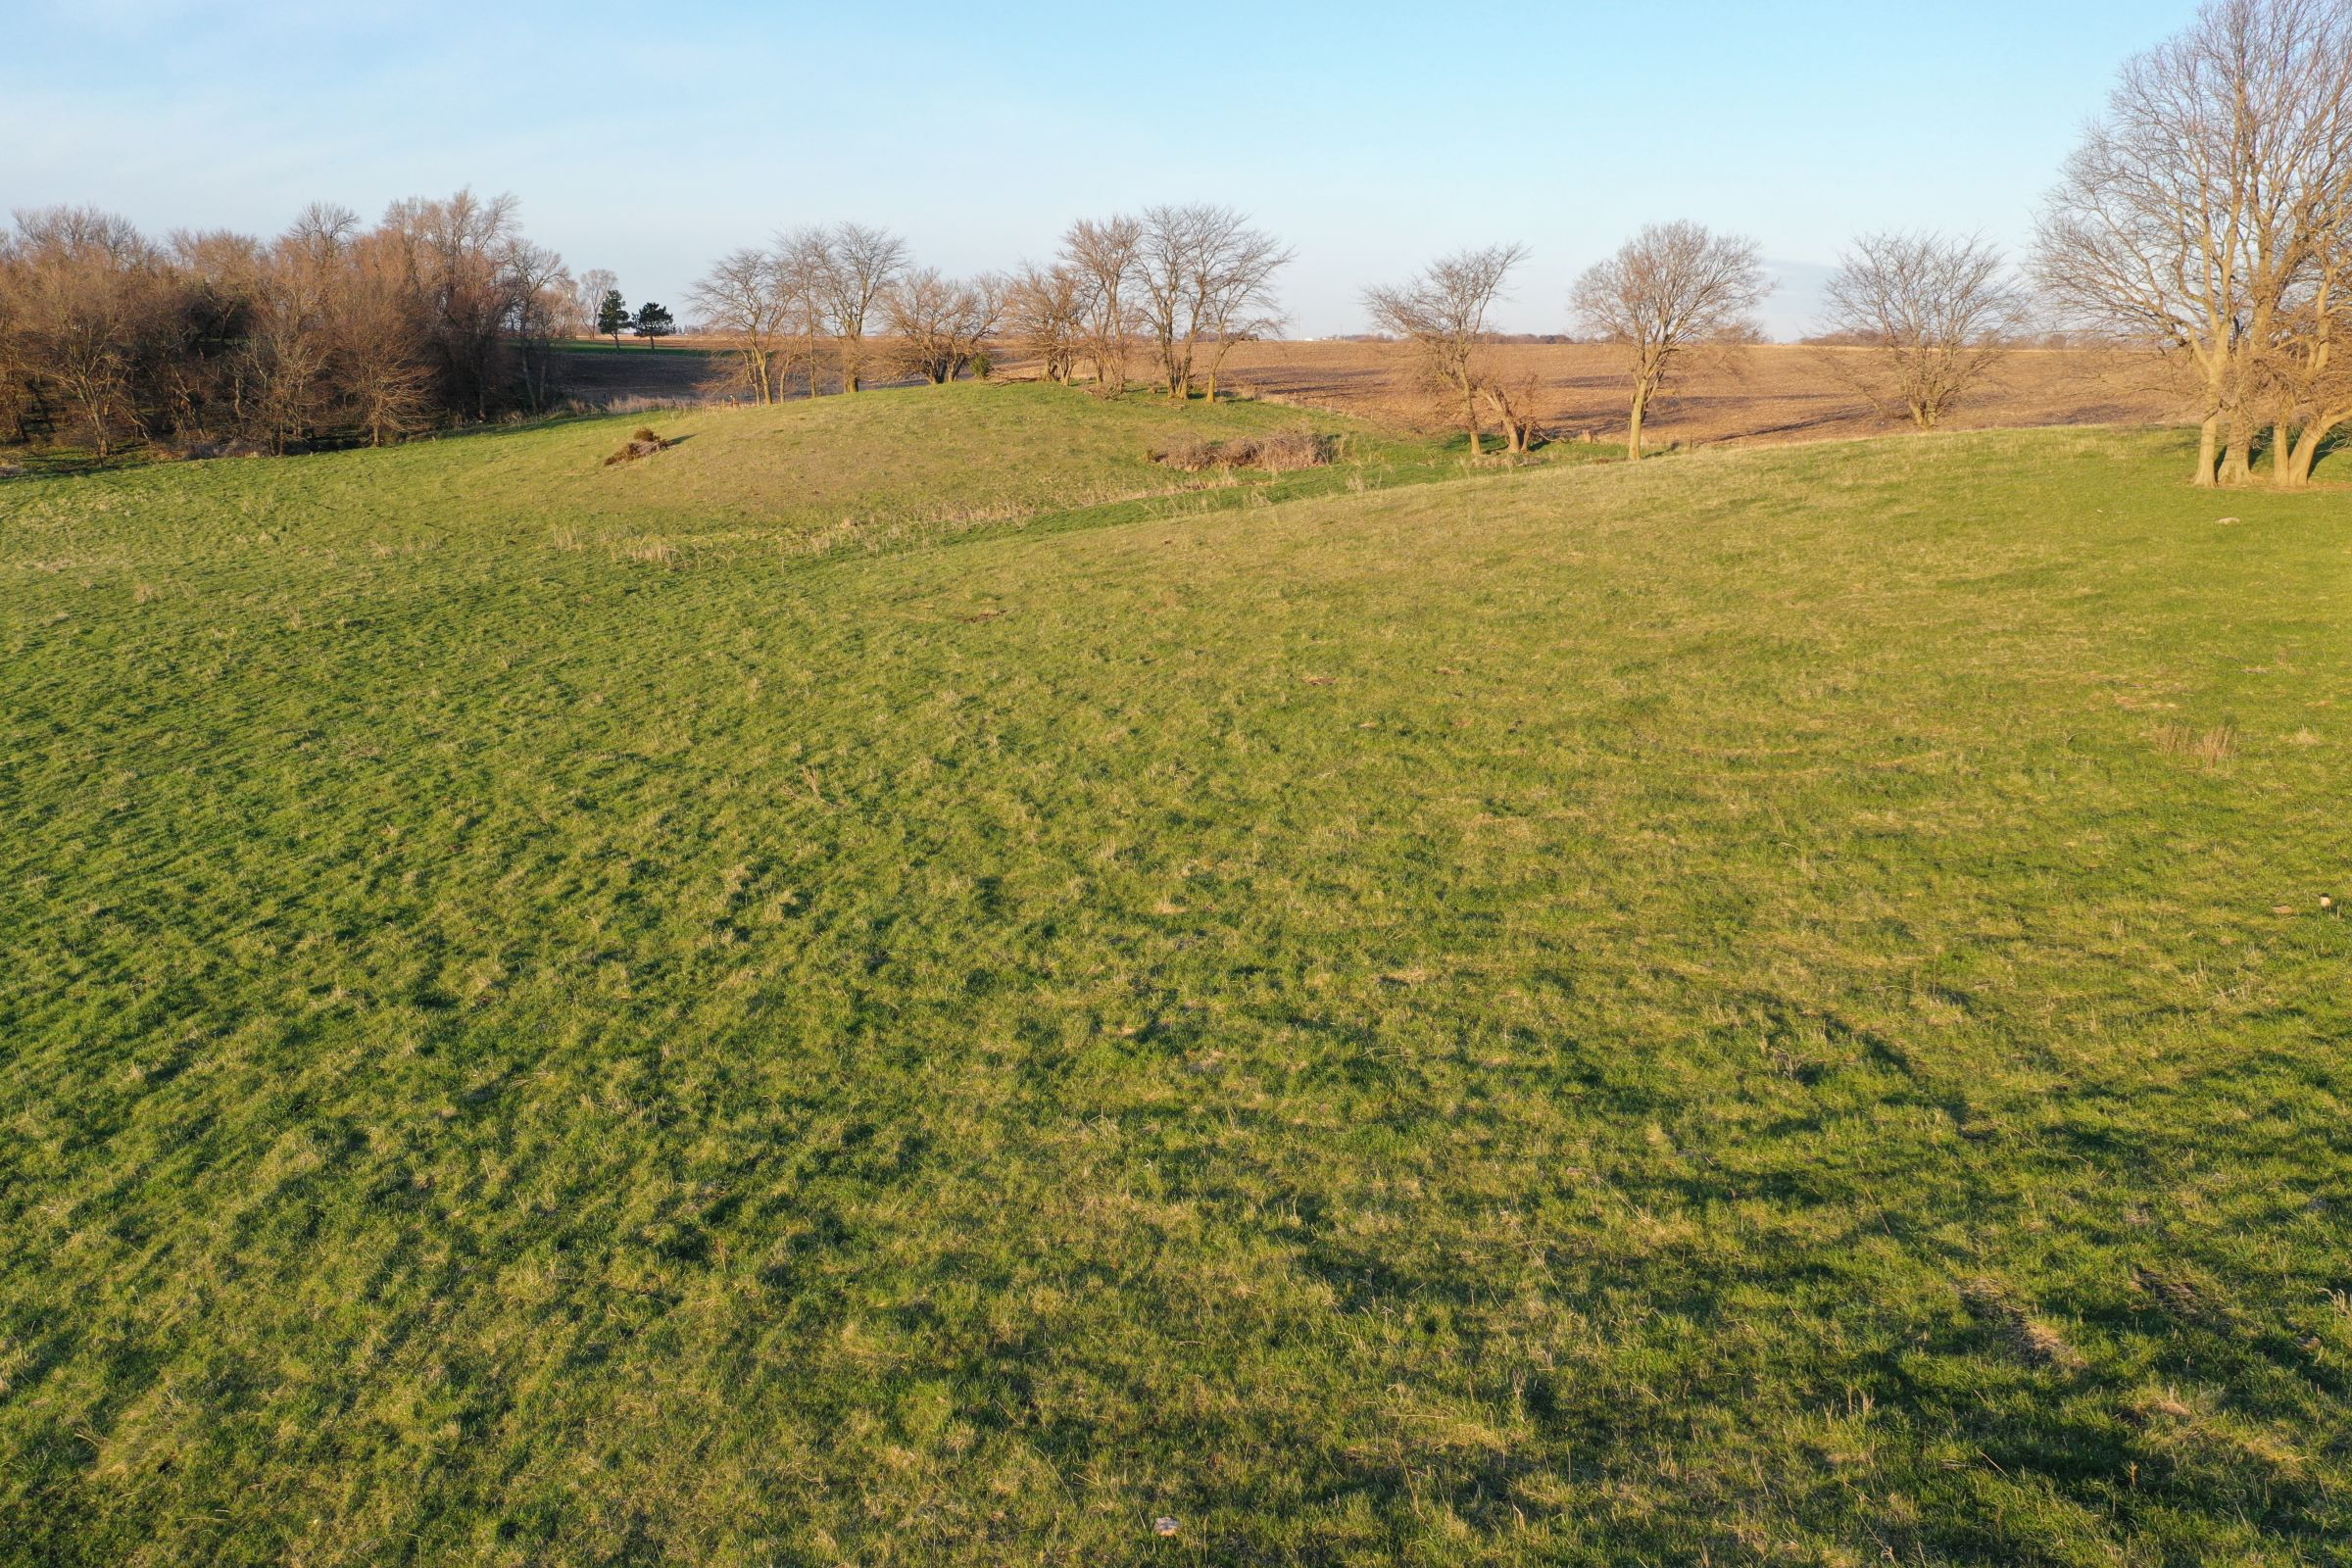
[2219,421,2254,486]
[2192,414,2221,487]
[2273,418,2293,487]
[2286,414,2343,487]
[1627,393,1646,464]
[1463,386,1482,457]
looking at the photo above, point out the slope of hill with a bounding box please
[2,388,2347,1565]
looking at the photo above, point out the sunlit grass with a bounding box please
[1,395,2347,1565]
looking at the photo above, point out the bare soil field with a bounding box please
[555,339,925,407]
[1201,340,2192,451]
[556,336,2190,452]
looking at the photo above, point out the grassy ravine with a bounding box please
[1,387,2348,1568]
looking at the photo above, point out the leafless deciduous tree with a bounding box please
[690,246,794,404]
[1061,216,1142,393]
[2034,0,2352,487]
[1003,262,1088,383]
[571,268,616,338]
[3,207,168,456]
[1572,221,1769,462]
[1816,232,2028,429]
[808,222,907,394]
[883,269,1003,384]
[1131,204,1292,402]
[1480,371,1544,455]
[1362,243,1527,456]
[332,233,431,446]
[2266,220,2352,481]
[1194,217,1291,406]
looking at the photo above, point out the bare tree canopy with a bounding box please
[808,222,907,394]
[2034,0,2352,487]
[882,269,1003,385]
[1002,262,1089,384]
[1060,216,1142,394]
[571,268,616,337]
[1132,204,1292,402]
[1572,221,1769,462]
[1817,232,2028,429]
[689,247,793,404]
[0,189,564,455]
[1361,243,1528,456]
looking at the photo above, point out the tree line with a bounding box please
[5,2,2344,487]
[687,206,1291,407]
[0,191,579,456]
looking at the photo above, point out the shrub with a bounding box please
[1152,427,1331,473]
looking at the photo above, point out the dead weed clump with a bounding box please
[605,427,674,466]
[1152,428,1332,474]
[2153,721,2237,766]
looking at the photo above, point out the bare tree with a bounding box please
[1002,261,1088,383]
[1196,218,1292,405]
[773,228,835,395]
[1572,221,1769,462]
[1061,215,1142,393]
[244,214,341,452]
[808,222,907,393]
[571,268,616,339]
[1481,370,1544,455]
[6,207,170,456]
[882,269,1003,384]
[690,246,792,404]
[2268,218,2352,485]
[1362,243,1527,456]
[332,233,429,445]
[503,239,571,411]
[2034,0,2352,487]
[1816,232,2027,429]
[1127,205,1291,402]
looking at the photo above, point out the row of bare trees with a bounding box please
[692,206,1292,406]
[688,222,946,402]
[0,192,577,455]
[1015,207,1291,400]
[2034,0,2352,489]
[1362,1,2346,479]
[1363,227,1774,461]
[1361,225,2042,462]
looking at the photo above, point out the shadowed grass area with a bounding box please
[1,404,2347,1566]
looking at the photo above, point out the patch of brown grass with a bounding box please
[2153,721,2237,765]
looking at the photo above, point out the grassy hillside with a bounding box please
[2,392,2348,1566]
[0,382,1487,568]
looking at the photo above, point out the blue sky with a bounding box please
[10,0,2190,338]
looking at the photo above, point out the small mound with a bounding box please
[604,426,674,466]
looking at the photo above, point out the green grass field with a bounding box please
[3,385,2349,1566]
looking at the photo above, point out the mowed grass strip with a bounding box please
[1,407,2348,1566]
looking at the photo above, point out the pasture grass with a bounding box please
[2,390,2349,1566]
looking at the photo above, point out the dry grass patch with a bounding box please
[1152,428,1333,473]
[2154,720,2238,765]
